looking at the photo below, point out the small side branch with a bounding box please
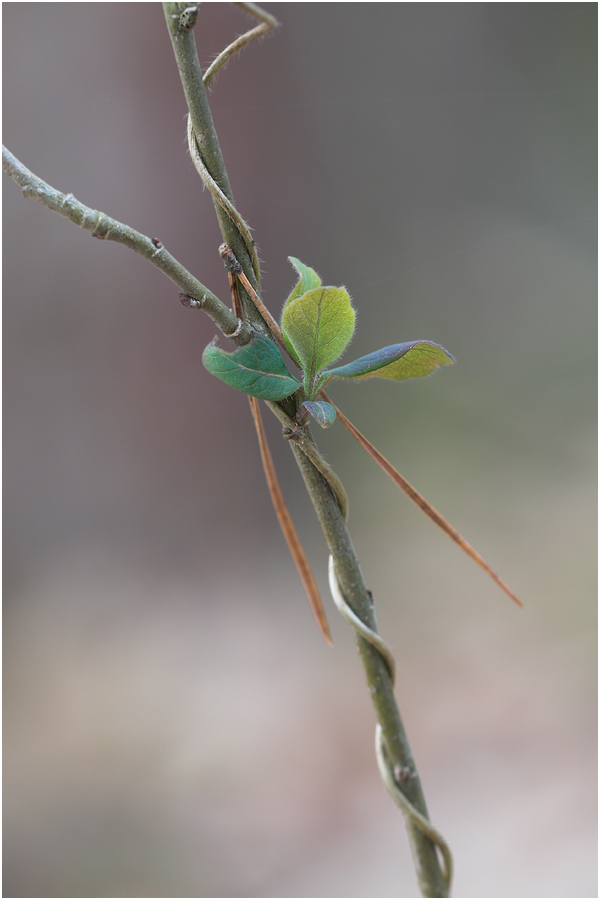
[2,145,251,345]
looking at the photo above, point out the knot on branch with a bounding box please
[90,212,110,239]
[179,292,202,309]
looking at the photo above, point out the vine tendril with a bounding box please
[184,1,277,286]
[187,116,260,282]
[167,4,454,893]
[328,556,453,893]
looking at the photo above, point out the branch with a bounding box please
[289,441,451,897]
[248,396,333,644]
[2,145,251,345]
[161,7,452,893]
[163,2,262,316]
[4,5,453,894]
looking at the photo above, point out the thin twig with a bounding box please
[163,2,262,305]
[289,437,451,898]
[375,727,453,889]
[4,5,453,894]
[1,145,251,345]
[165,7,452,889]
[285,428,350,523]
[328,557,453,891]
[185,2,277,284]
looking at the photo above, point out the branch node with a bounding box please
[394,764,414,785]
[282,425,301,441]
[21,183,39,199]
[178,4,199,31]
[225,318,246,340]
[219,242,243,274]
[90,211,110,240]
[179,292,202,309]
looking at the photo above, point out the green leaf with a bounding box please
[202,331,301,401]
[319,341,454,389]
[283,257,322,311]
[281,286,356,395]
[281,258,323,368]
[303,400,337,428]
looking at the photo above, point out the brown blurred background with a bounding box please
[3,3,596,897]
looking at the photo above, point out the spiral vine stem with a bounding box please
[165,4,454,893]
[4,4,454,894]
[187,116,261,282]
[328,556,453,890]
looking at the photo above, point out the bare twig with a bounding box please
[163,2,262,308]
[328,557,453,889]
[188,118,260,281]
[163,5,452,893]
[4,5,453,895]
[1,144,251,345]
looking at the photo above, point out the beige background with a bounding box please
[4,3,596,897]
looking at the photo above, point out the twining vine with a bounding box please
[3,4,523,896]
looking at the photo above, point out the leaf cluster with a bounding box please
[203,258,455,426]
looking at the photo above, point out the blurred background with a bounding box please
[3,3,596,897]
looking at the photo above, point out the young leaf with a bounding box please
[202,331,301,401]
[303,399,337,428]
[319,340,454,390]
[281,286,356,395]
[280,258,323,368]
[283,257,322,310]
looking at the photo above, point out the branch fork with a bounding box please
[3,5,458,895]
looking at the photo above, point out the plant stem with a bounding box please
[290,442,450,898]
[4,5,452,893]
[1,145,251,345]
[159,3,449,897]
[163,2,263,328]
[162,5,452,895]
